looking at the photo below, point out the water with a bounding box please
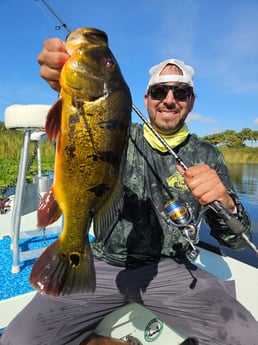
[200,163,258,268]
[3,170,258,267]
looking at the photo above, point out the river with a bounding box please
[200,163,258,268]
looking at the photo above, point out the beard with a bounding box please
[150,115,187,136]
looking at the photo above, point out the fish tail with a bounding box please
[30,238,96,296]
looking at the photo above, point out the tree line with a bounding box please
[1,121,258,154]
[201,128,258,148]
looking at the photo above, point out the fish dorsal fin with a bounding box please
[45,98,63,141]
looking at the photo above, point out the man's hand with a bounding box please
[37,38,69,92]
[177,164,235,212]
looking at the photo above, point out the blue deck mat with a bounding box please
[0,233,95,337]
[0,234,58,300]
[0,234,59,337]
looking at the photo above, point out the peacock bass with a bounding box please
[30,28,132,296]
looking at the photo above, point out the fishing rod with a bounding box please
[132,104,258,256]
[35,0,258,256]
[35,0,72,33]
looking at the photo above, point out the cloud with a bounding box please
[148,2,258,95]
[151,1,198,61]
[254,118,258,126]
[194,5,258,94]
[186,113,215,124]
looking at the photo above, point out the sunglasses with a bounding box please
[148,84,193,101]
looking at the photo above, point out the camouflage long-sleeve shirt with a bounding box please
[91,123,252,268]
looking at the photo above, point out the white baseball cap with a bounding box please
[147,59,195,89]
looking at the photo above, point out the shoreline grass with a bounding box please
[219,147,258,164]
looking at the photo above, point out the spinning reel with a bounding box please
[162,199,210,261]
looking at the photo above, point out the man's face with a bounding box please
[144,65,195,135]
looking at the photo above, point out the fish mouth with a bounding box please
[66,28,108,54]
[70,85,106,102]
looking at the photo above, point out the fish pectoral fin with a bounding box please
[94,142,127,235]
[94,178,124,236]
[45,98,62,141]
[37,188,62,228]
[30,237,96,296]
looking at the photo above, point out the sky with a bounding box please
[1,0,258,137]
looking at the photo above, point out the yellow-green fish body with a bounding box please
[30,28,132,296]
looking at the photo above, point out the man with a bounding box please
[1,38,257,345]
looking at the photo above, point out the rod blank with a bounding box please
[132,104,258,256]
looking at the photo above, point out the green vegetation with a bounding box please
[201,128,258,148]
[219,146,258,163]
[200,128,258,163]
[0,122,55,197]
[0,122,258,197]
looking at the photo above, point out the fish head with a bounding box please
[60,28,130,103]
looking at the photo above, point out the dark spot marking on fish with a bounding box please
[69,114,80,124]
[99,151,119,165]
[92,154,99,161]
[68,167,73,175]
[69,252,81,268]
[79,163,87,173]
[220,307,233,322]
[88,184,110,197]
[98,118,125,131]
[88,151,118,166]
[65,145,76,158]
[80,112,99,155]
[68,124,76,143]
[68,113,79,143]
[76,100,86,116]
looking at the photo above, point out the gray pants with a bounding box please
[1,258,258,345]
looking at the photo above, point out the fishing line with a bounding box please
[35,1,57,30]
[132,104,258,256]
[34,0,71,34]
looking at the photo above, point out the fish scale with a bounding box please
[30,27,132,296]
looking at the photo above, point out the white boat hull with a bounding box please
[1,246,257,344]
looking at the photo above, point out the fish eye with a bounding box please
[104,58,115,69]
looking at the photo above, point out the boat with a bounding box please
[1,104,257,344]
[0,190,257,344]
